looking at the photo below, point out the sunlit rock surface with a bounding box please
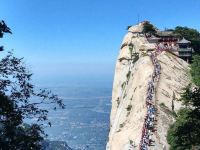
[106,22,190,150]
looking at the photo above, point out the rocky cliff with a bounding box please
[106,22,190,150]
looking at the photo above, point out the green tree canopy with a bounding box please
[167,108,200,150]
[143,22,156,35]
[190,55,200,86]
[174,26,200,40]
[167,54,200,150]
[0,20,65,149]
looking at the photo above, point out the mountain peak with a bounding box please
[106,22,190,150]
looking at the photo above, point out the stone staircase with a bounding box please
[139,52,161,150]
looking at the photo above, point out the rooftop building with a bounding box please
[177,38,193,62]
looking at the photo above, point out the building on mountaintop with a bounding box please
[155,31,178,43]
[147,29,193,62]
[177,37,193,62]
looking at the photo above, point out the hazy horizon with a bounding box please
[0,0,200,86]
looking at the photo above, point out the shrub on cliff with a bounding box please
[143,22,156,35]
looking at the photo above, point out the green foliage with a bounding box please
[129,47,133,57]
[0,20,12,51]
[167,108,200,150]
[173,26,200,54]
[0,89,44,149]
[180,85,200,110]
[174,26,200,40]
[191,39,200,54]
[123,93,127,99]
[116,97,120,107]
[130,96,133,101]
[190,55,200,86]
[132,53,139,63]
[143,22,156,34]
[159,102,166,107]
[0,20,65,149]
[126,25,132,30]
[126,105,132,111]
[172,92,176,101]
[171,111,177,118]
[121,82,126,89]
[129,43,134,58]
[126,71,131,81]
[120,123,124,128]
[0,20,12,38]
[167,57,200,149]
[160,102,177,118]
[141,52,148,57]
[129,140,133,145]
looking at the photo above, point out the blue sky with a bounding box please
[0,0,200,86]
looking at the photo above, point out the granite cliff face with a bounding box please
[106,22,190,150]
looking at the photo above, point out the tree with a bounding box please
[142,21,156,35]
[0,94,44,149]
[174,26,200,40]
[0,20,65,149]
[167,86,200,150]
[167,108,200,150]
[190,55,200,86]
[167,55,200,150]
[0,20,12,51]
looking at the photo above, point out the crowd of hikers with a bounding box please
[139,52,161,150]
[155,42,178,54]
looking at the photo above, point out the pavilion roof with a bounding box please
[177,37,191,44]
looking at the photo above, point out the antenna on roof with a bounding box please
[137,14,140,24]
